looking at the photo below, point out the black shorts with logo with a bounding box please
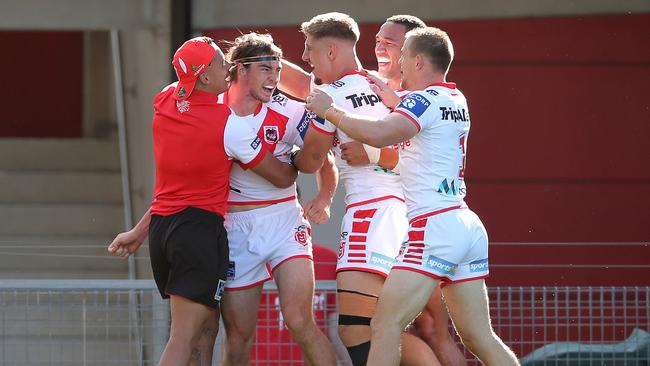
[149,207,228,309]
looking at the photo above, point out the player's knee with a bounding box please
[284,311,314,338]
[346,341,371,366]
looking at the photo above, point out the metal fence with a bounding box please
[0,281,648,365]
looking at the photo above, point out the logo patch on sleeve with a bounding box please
[296,111,311,139]
[397,93,430,117]
[250,136,261,150]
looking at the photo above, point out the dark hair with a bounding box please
[300,12,359,43]
[405,27,454,75]
[386,15,426,32]
[225,32,282,82]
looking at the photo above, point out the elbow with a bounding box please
[274,170,298,188]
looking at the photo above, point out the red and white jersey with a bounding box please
[392,82,470,221]
[310,70,403,207]
[219,92,310,205]
[151,83,265,217]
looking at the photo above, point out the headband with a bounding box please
[232,55,281,64]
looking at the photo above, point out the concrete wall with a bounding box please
[193,0,650,28]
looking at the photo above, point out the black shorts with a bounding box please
[149,207,228,309]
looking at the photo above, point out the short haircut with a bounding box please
[225,32,282,82]
[405,27,454,75]
[386,15,426,32]
[300,12,360,43]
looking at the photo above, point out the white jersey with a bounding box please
[310,70,403,206]
[219,92,310,205]
[392,82,470,221]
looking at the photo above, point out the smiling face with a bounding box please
[399,36,418,90]
[375,21,408,83]
[301,34,336,83]
[239,60,282,103]
[202,48,231,95]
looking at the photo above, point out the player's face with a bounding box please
[399,37,417,90]
[302,34,333,83]
[204,48,231,95]
[241,60,282,103]
[375,22,407,82]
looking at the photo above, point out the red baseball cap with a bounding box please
[171,37,218,100]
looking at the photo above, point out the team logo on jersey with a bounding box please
[272,94,288,107]
[398,93,430,117]
[345,93,381,108]
[250,136,261,150]
[176,100,190,113]
[440,106,469,122]
[264,126,279,144]
[370,252,394,271]
[470,258,489,273]
[294,225,309,246]
[425,255,457,276]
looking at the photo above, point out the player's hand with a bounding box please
[366,73,401,109]
[107,230,144,259]
[305,88,334,119]
[304,196,331,225]
[340,142,370,166]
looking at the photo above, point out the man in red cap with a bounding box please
[108,36,298,366]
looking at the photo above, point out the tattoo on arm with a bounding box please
[311,152,323,161]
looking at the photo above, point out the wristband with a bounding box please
[289,149,300,170]
[363,145,381,164]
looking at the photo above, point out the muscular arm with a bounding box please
[307,89,418,148]
[293,127,334,173]
[339,142,398,170]
[250,152,298,188]
[278,59,312,100]
[304,152,338,224]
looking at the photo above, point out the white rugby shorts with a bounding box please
[224,200,312,290]
[336,198,408,277]
[393,206,489,283]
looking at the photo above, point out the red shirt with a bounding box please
[150,84,266,217]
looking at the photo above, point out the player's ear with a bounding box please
[328,43,336,60]
[415,54,423,71]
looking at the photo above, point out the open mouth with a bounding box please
[376,56,390,69]
[262,85,275,96]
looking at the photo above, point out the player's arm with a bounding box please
[278,59,312,100]
[107,208,151,259]
[292,122,334,173]
[249,152,298,188]
[340,142,398,170]
[307,89,418,148]
[304,152,338,224]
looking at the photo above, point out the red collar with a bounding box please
[427,82,457,89]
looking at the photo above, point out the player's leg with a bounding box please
[189,309,219,366]
[220,285,265,366]
[442,280,519,366]
[400,332,441,366]
[150,208,229,365]
[273,257,337,366]
[367,268,439,366]
[158,295,216,366]
[336,269,384,365]
[414,286,467,366]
